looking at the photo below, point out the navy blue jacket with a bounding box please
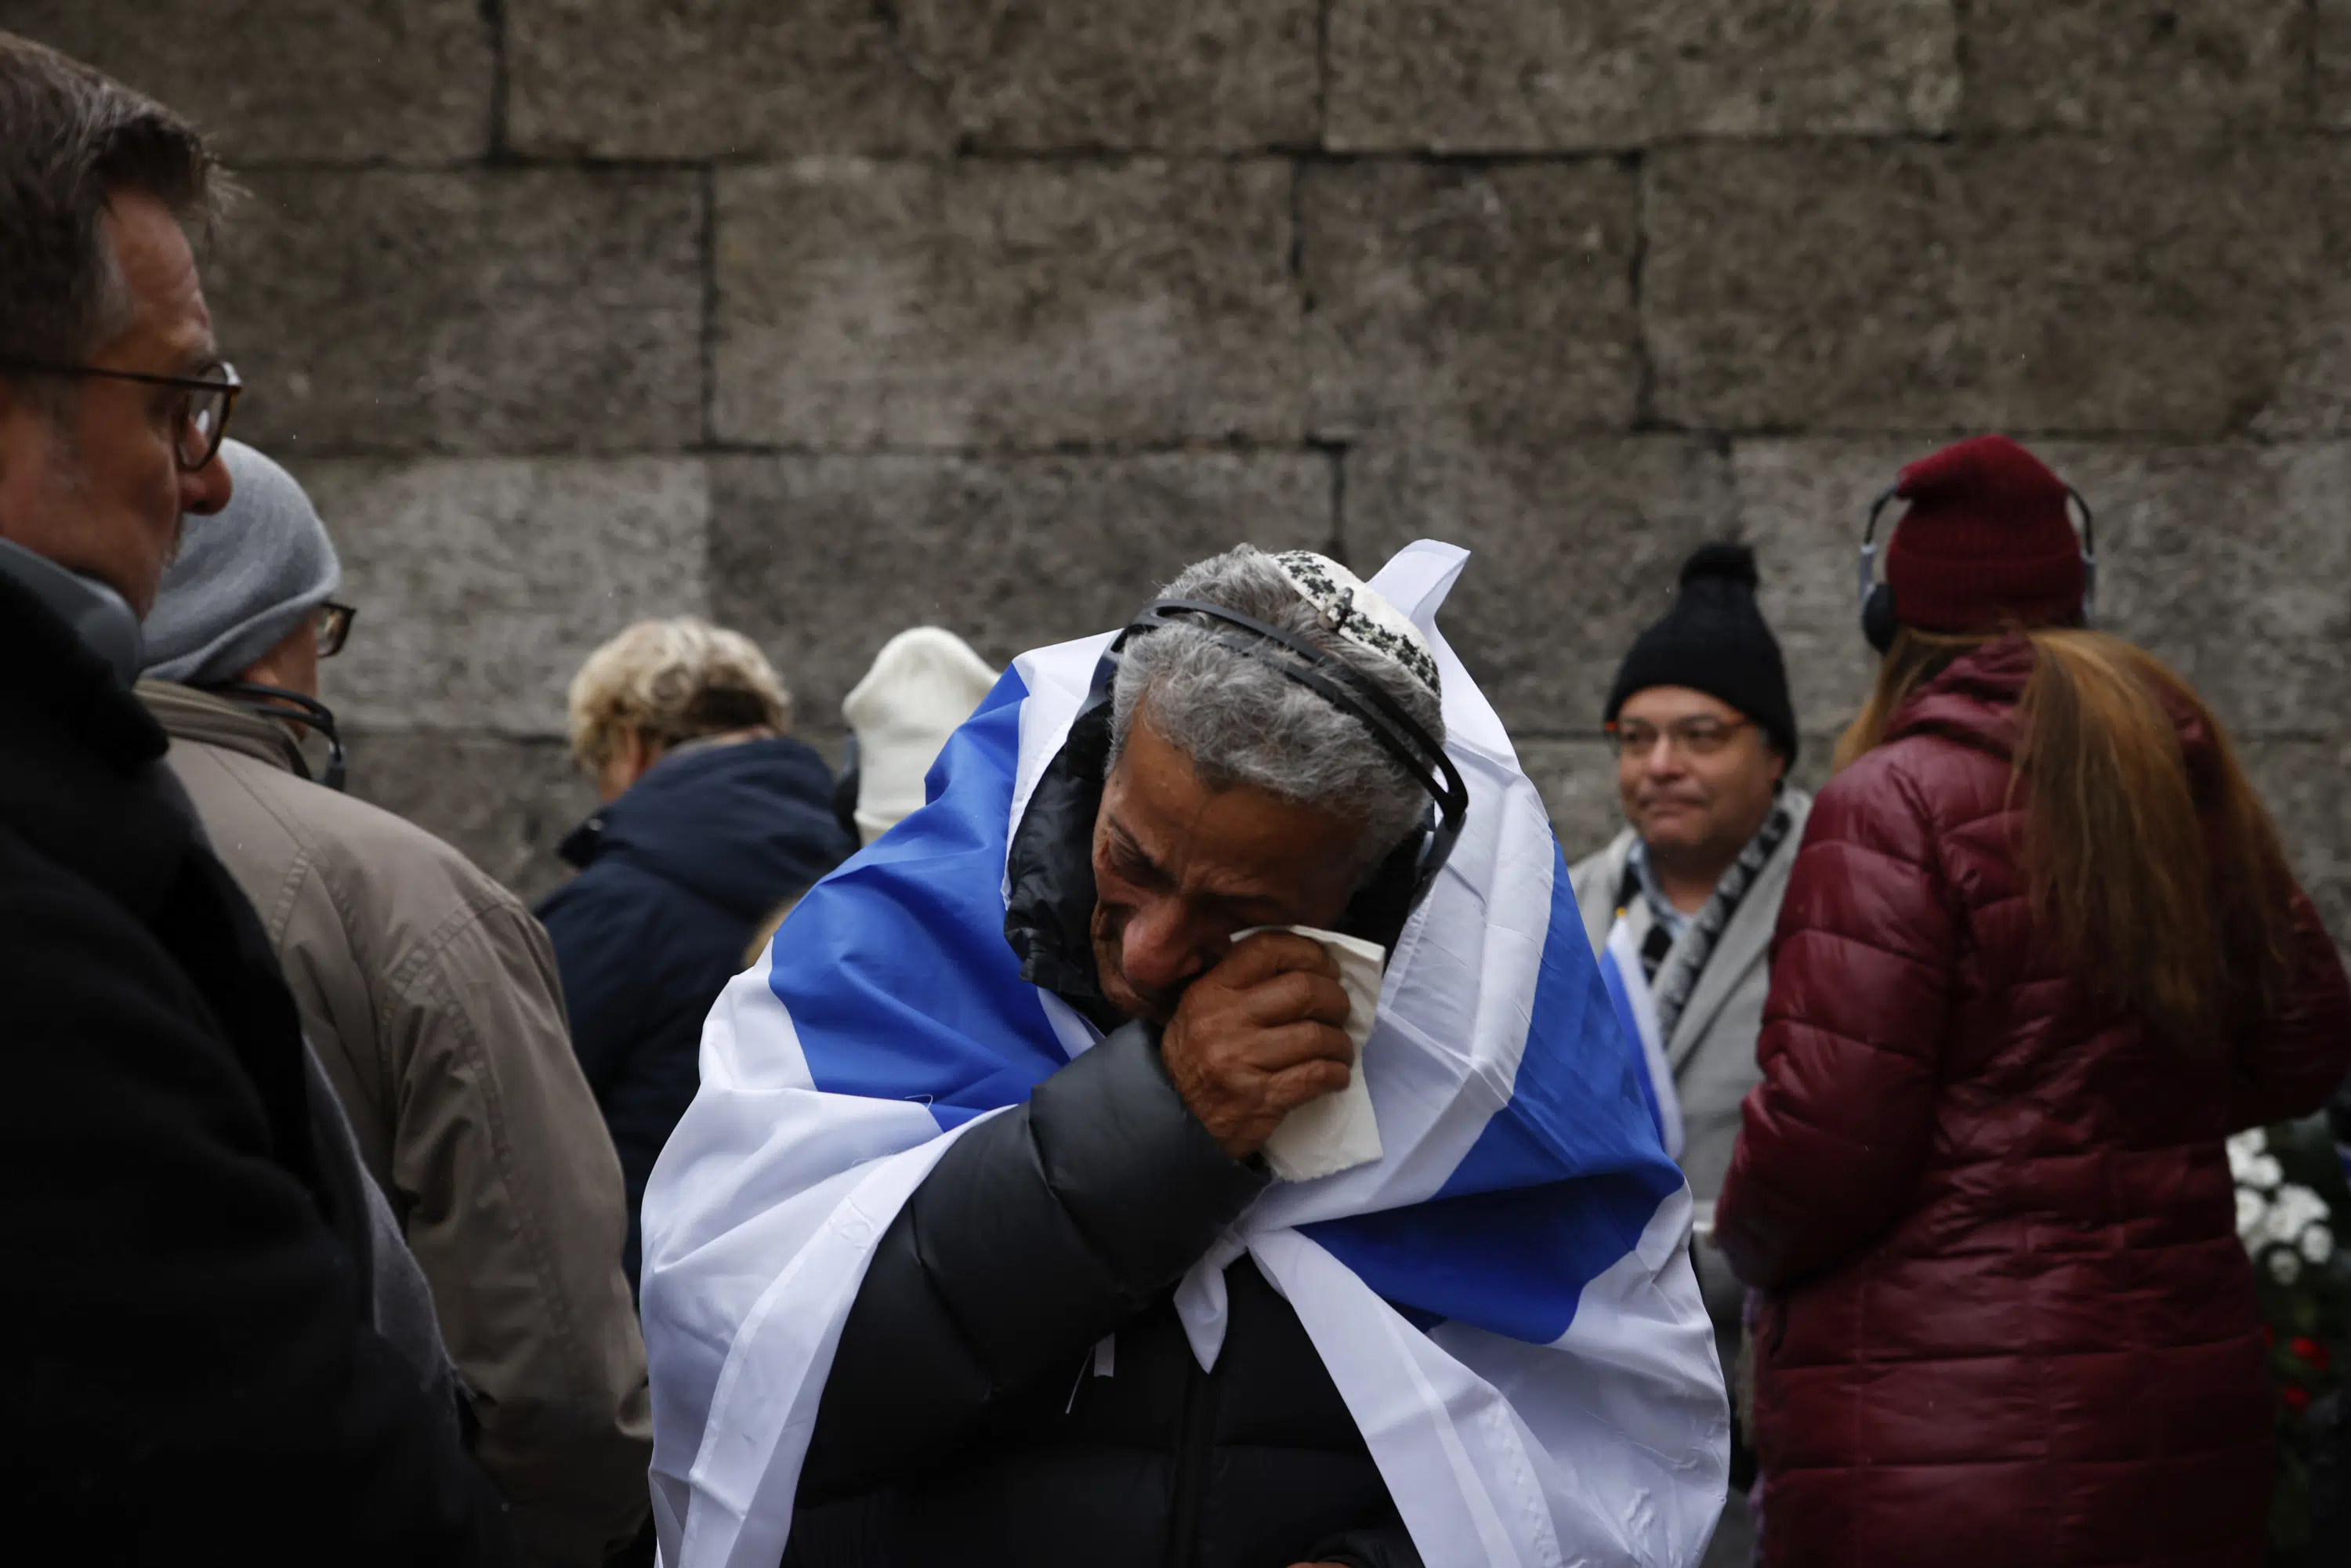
[538,738,853,1288]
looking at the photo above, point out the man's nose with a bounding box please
[1121,900,1212,998]
[1643,739,1687,779]
[181,448,234,516]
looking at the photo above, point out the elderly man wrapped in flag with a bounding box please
[640,541,1729,1568]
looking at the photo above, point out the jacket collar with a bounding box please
[136,679,311,778]
[1659,788,1813,1062]
[1888,633,2226,788]
[556,733,846,893]
[0,567,189,918]
[557,812,604,871]
[554,735,763,871]
[1887,635,2036,758]
[1002,701,1124,1033]
[0,563,168,772]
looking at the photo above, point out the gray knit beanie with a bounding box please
[143,440,342,686]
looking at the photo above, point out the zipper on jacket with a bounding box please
[1162,1347,1220,1568]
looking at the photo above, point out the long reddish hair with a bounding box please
[1837,626,2297,1048]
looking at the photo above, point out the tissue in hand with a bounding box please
[1234,925,1386,1182]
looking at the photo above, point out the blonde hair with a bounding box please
[1839,625,2296,1048]
[567,617,792,773]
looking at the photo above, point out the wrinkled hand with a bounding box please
[1161,932,1354,1160]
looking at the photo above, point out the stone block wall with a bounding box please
[7,1,2345,947]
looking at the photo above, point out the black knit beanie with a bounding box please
[1603,542,1798,762]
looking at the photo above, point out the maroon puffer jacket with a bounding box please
[1714,638,2351,1568]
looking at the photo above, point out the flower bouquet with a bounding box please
[2232,1116,2351,1563]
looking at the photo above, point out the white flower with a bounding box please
[2265,1186,2331,1251]
[2302,1225,2335,1266]
[2237,1189,2270,1244]
[2228,1129,2269,1179]
[2247,1154,2285,1191]
[2269,1248,2305,1285]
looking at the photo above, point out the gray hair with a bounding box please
[0,34,221,410]
[1108,546,1445,878]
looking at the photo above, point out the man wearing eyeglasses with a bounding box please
[1568,541,1810,1566]
[0,32,520,1564]
[0,110,238,614]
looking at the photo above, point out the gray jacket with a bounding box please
[152,752,462,1434]
[1568,790,1812,1338]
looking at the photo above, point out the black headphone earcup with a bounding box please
[1082,646,1121,713]
[1860,581,1899,654]
[1339,817,1433,957]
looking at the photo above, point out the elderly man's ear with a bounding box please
[237,614,321,702]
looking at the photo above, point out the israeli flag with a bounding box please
[1602,914,1686,1163]
[639,541,1730,1568]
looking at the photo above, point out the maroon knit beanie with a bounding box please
[1884,434,2086,633]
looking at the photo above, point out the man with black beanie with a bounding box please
[1567,541,1808,1568]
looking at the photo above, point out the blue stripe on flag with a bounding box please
[1306,1173,1673,1344]
[1310,846,1682,1343]
[1433,845,1675,1199]
[768,668,1063,1129]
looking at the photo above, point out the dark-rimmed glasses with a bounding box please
[1604,715,1753,759]
[0,358,241,472]
[316,601,356,660]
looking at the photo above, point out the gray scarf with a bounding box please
[1650,802,1795,1046]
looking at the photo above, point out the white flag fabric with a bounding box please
[1603,912,1687,1162]
[639,540,1729,1568]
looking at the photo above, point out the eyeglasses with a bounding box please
[0,358,241,472]
[315,601,355,659]
[1604,715,1753,759]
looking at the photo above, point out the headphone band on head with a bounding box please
[1856,481,2098,650]
[1103,596,1469,901]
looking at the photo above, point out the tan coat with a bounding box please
[139,681,652,1566]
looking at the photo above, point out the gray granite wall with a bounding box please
[9,2,2346,944]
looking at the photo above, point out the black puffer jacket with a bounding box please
[784,706,1420,1568]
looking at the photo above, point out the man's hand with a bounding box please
[1161,932,1355,1160]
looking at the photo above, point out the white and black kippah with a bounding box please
[1269,550,1442,698]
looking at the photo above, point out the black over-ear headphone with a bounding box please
[1086,598,1470,933]
[1857,484,2099,654]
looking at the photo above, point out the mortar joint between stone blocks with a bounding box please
[2306,0,2324,121]
[1627,147,1658,433]
[1313,0,1333,153]
[867,0,958,129]
[1950,0,1976,132]
[698,165,721,452]
[1305,436,1349,563]
[478,0,511,164]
